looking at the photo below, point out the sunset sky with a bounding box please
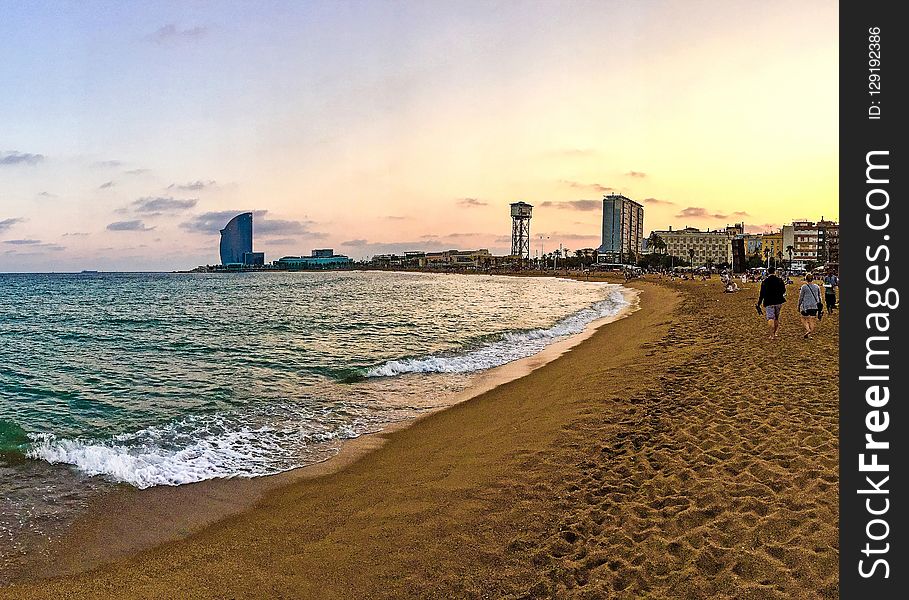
[1,0,838,272]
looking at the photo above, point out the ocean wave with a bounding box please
[366,286,629,377]
[26,413,363,489]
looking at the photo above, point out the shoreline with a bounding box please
[4,277,839,598]
[5,278,640,585]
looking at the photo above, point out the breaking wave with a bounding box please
[366,286,629,377]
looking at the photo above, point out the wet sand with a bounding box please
[3,277,839,598]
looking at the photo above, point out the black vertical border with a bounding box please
[839,1,905,597]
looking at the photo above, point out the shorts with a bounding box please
[801,309,819,317]
[765,304,783,320]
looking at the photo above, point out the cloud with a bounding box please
[341,239,368,247]
[675,207,749,220]
[99,181,115,189]
[107,220,154,231]
[642,197,675,206]
[167,180,216,191]
[263,238,298,246]
[442,232,484,239]
[124,168,150,175]
[0,217,24,232]
[1,151,45,166]
[382,215,409,220]
[559,180,614,193]
[132,196,198,213]
[2,239,65,252]
[37,191,57,198]
[148,24,207,43]
[625,171,647,178]
[62,232,90,237]
[457,198,488,207]
[258,219,327,238]
[93,160,123,168]
[539,199,600,211]
[180,210,326,238]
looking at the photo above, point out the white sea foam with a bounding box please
[366,286,629,377]
[27,414,362,489]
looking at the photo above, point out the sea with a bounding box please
[0,270,629,571]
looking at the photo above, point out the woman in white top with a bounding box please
[798,274,824,338]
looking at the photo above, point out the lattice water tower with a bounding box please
[510,201,533,260]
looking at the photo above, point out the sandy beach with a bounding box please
[3,276,839,599]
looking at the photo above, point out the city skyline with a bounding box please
[1,0,837,272]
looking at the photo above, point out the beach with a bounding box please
[3,276,839,599]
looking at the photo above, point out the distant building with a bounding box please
[420,249,492,268]
[790,219,838,270]
[220,212,254,265]
[649,223,742,267]
[598,194,644,264]
[275,250,351,270]
[817,218,839,268]
[243,252,265,266]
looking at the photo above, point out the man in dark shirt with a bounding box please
[756,267,787,339]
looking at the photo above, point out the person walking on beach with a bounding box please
[798,274,824,338]
[823,271,839,313]
[756,266,786,339]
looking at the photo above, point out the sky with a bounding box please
[1,0,838,272]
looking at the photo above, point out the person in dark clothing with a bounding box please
[823,271,839,312]
[756,266,787,339]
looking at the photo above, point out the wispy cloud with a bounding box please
[107,220,155,232]
[558,180,614,193]
[2,239,65,252]
[341,239,368,247]
[382,215,409,221]
[37,191,57,198]
[92,160,123,168]
[62,232,90,237]
[643,197,675,206]
[132,196,198,213]
[124,168,150,175]
[148,24,208,43]
[180,210,326,238]
[539,199,600,211]
[0,217,24,232]
[625,171,647,178]
[675,207,750,220]
[457,198,487,207]
[167,180,216,191]
[1,151,45,166]
[99,181,115,189]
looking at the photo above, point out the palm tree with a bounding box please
[649,233,667,254]
[687,248,695,266]
[776,250,783,268]
[786,245,794,270]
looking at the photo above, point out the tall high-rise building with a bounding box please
[220,212,253,265]
[598,194,644,264]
